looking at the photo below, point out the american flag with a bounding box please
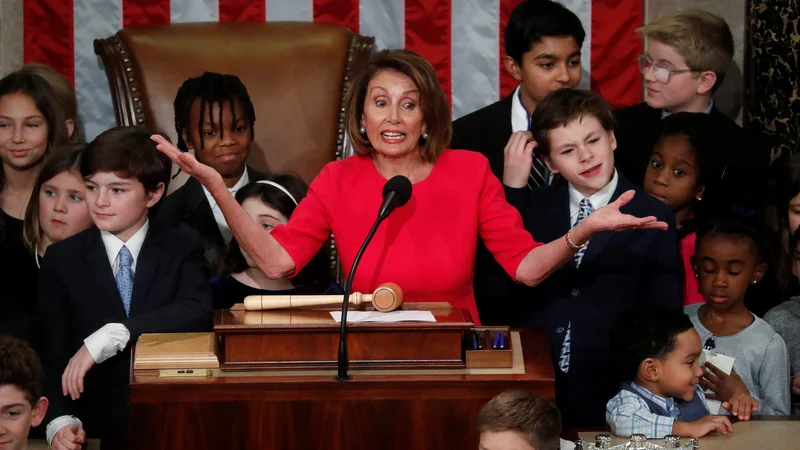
[22,0,643,140]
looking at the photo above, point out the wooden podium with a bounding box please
[129,304,555,450]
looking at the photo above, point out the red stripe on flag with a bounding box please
[590,0,643,108]
[405,0,452,106]
[313,0,359,33]
[123,0,170,27]
[499,0,524,99]
[23,0,74,86]
[219,0,265,23]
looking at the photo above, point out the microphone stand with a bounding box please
[334,217,384,381]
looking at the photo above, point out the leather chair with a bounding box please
[94,22,375,280]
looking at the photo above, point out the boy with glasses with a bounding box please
[613,10,769,215]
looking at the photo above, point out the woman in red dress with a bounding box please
[153,50,665,324]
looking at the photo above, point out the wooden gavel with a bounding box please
[243,282,404,312]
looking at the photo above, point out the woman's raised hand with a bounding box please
[583,190,669,234]
[151,135,224,191]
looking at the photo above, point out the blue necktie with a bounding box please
[573,198,594,267]
[115,246,134,316]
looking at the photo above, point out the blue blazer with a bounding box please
[505,172,682,426]
[36,223,213,439]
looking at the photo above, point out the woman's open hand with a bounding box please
[582,190,668,235]
[151,134,224,191]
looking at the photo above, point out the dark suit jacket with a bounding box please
[36,223,213,438]
[506,173,683,426]
[613,102,771,215]
[451,95,518,325]
[156,167,265,268]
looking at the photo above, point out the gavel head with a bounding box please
[372,283,404,312]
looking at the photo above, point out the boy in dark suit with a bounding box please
[451,0,585,325]
[37,127,213,449]
[0,335,49,450]
[158,72,266,268]
[503,89,682,427]
[614,9,769,214]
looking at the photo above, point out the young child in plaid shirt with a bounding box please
[606,308,735,439]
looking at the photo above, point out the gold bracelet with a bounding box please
[565,228,587,250]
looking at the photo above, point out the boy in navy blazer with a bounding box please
[37,127,213,449]
[502,89,682,427]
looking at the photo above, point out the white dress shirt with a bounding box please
[511,85,530,133]
[47,220,150,444]
[661,98,714,119]
[568,169,619,227]
[201,168,250,243]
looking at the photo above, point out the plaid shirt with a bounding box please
[606,382,707,439]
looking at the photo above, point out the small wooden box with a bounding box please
[133,332,219,370]
[464,327,513,368]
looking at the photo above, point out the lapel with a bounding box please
[581,173,636,264]
[84,228,128,318]
[182,178,225,246]
[498,93,514,140]
[543,182,574,268]
[129,225,161,316]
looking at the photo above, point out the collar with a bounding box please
[629,381,675,411]
[568,169,619,216]
[662,98,714,119]
[511,86,531,133]
[100,219,150,269]
[202,167,250,209]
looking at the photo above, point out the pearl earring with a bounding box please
[421,132,429,140]
[695,196,703,202]
[359,126,366,135]
[751,280,758,285]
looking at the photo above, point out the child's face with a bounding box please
[505,36,582,108]
[38,170,92,247]
[787,192,800,236]
[0,92,49,174]
[642,40,706,112]
[84,171,163,242]
[543,115,616,198]
[239,197,288,268]
[184,98,251,181]
[0,385,47,450]
[695,235,766,307]
[479,430,544,450]
[656,328,704,402]
[643,134,702,212]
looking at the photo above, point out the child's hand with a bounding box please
[502,131,536,188]
[721,393,758,420]
[61,344,96,400]
[52,423,86,450]
[702,363,751,403]
[673,416,733,438]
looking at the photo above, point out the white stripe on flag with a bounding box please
[561,0,591,89]
[359,0,404,51]
[74,0,121,140]
[266,0,313,21]
[450,0,499,120]
[171,0,219,23]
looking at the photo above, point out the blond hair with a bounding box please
[637,9,733,89]
[476,390,561,449]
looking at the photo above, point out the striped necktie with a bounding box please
[573,198,594,267]
[521,89,550,189]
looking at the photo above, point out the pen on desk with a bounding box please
[471,331,479,350]
[498,332,505,349]
[492,332,501,349]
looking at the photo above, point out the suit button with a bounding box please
[571,288,580,297]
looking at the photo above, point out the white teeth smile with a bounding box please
[381,132,405,138]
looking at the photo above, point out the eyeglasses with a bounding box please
[637,54,695,83]
[703,336,716,351]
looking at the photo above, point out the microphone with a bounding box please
[335,175,412,380]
